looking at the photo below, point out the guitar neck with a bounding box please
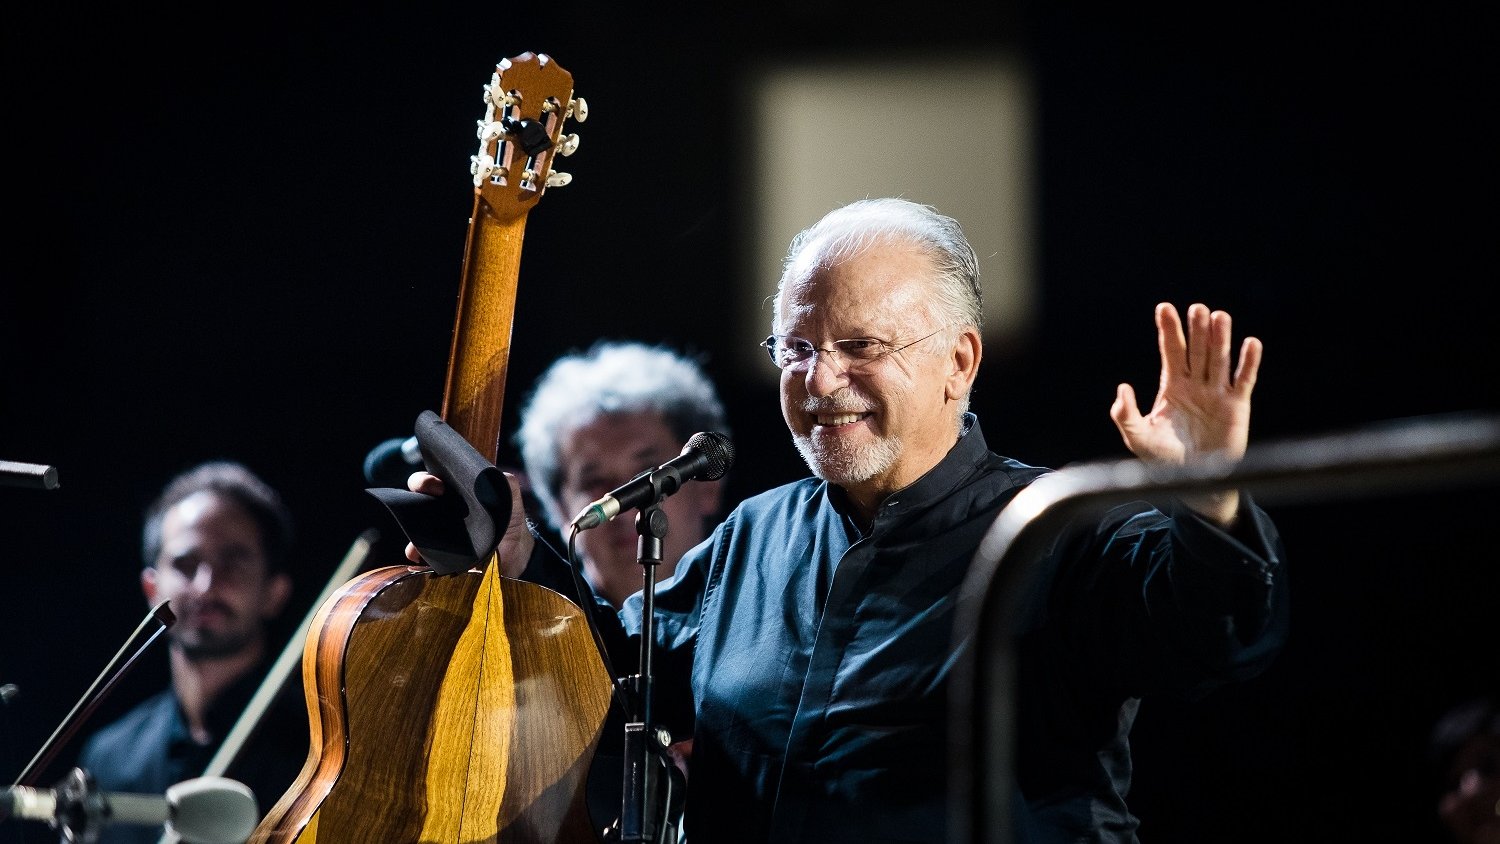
[441,194,527,463]
[436,51,583,464]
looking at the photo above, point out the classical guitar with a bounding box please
[249,52,613,844]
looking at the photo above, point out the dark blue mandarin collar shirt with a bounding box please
[607,413,1287,844]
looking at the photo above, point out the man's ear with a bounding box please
[141,567,159,606]
[261,571,293,620]
[945,327,982,402]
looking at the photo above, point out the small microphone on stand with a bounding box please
[570,432,734,531]
[363,436,422,488]
[0,460,59,490]
[3,767,257,844]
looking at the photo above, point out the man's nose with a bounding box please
[190,564,217,592]
[802,348,851,395]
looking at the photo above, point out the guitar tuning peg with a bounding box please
[545,170,573,188]
[557,133,580,157]
[568,97,588,122]
[476,119,503,142]
[483,79,515,109]
[471,154,500,186]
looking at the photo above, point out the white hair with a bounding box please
[514,340,729,527]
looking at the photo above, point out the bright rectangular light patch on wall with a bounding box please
[740,52,1035,375]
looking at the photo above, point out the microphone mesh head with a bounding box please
[166,777,258,844]
[684,431,735,481]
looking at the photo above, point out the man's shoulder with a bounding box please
[730,477,824,514]
[980,452,1050,485]
[80,689,178,759]
[76,689,180,791]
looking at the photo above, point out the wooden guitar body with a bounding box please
[253,564,611,843]
[250,52,610,844]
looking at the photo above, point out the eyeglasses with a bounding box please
[760,326,950,373]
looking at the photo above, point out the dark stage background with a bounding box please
[2,4,1495,843]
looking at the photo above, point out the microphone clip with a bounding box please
[6,767,109,842]
[5,768,259,844]
[572,466,670,532]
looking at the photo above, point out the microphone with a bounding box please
[3,768,258,844]
[0,460,59,490]
[363,435,422,488]
[570,431,734,531]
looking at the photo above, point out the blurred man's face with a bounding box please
[555,411,722,607]
[141,491,290,660]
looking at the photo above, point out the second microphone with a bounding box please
[570,431,735,531]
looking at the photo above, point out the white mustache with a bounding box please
[801,396,868,415]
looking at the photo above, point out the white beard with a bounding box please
[791,428,902,486]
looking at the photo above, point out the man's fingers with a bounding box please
[1234,335,1263,395]
[502,472,527,529]
[400,472,448,566]
[1111,382,1140,429]
[1156,302,1187,379]
[1185,302,1212,380]
[1207,308,1234,385]
[407,471,444,495]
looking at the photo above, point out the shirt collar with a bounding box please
[822,412,989,526]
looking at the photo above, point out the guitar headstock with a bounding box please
[471,52,587,220]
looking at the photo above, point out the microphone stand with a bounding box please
[613,499,684,844]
